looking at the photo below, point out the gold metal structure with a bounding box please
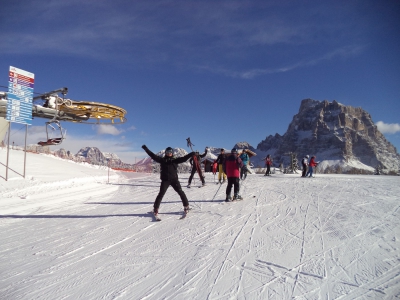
[58,100,127,124]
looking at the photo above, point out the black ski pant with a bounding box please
[302,164,308,177]
[226,177,240,196]
[240,166,248,180]
[154,179,189,210]
[265,165,271,175]
[188,167,205,185]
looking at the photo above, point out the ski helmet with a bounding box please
[165,147,173,155]
[306,155,309,158]
[231,148,237,154]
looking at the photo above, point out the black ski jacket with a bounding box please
[142,145,193,181]
[215,153,226,166]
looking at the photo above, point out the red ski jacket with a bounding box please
[212,161,217,173]
[223,154,243,178]
[309,157,318,167]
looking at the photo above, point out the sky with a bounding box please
[1,0,399,164]
[1,149,399,298]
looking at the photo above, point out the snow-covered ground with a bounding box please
[1,148,399,299]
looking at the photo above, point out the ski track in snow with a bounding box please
[0,169,400,299]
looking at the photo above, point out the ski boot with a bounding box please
[153,208,161,221]
[181,206,191,219]
[233,194,243,201]
[225,194,232,202]
[187,184,191,188]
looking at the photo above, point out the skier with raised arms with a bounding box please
[142,145,194,220]
[187,148,208,188]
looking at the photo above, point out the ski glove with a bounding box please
[142,145,148,150]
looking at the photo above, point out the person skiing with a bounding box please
[301,155,309,177]
[264,155,272,176]
[215,148,227,184]
[223,148,243,201]
[305,156,318,177]
[239,150,250,180]
[187,149,208,187]
[141,145,194,217]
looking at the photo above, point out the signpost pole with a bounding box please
[5,122,11,181]
[23,124,28,178]
[4,66,34,181]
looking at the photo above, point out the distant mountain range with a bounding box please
[39,146,135,170]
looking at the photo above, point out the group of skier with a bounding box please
[141,145,247,219]
[141,144,318,220]
[301,155,318,177]
[264,154,318,177]
[186,147,247,202]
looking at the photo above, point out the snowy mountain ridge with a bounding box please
[45,146,132,169]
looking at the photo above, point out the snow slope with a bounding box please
[1,148,399,299]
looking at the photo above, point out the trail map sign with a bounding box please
[6,66,34,125]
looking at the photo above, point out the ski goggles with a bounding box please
[165,150,173,155]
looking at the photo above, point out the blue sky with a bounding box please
[1,0,399,163]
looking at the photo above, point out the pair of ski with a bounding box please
[187,185,205,188]
[225,197,244,203]
[151,210,189,221]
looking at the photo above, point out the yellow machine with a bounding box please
[0,87,127,146]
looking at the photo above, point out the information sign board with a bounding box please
[6,66,34,125]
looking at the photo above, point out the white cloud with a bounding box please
[376,121,400,134]
[198,45,365,79]
[96,125,123,135]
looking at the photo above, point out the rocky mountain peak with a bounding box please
[257,99,400,172]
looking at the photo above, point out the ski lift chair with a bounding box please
[38,121,66,146]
